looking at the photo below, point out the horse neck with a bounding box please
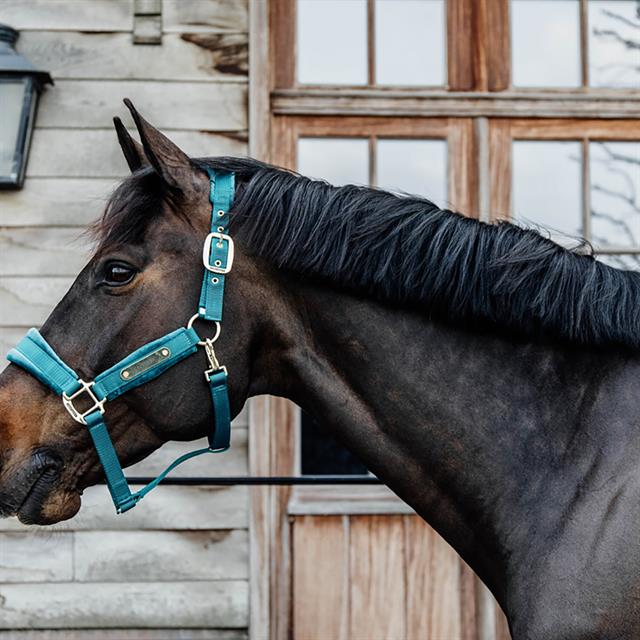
[251,268,640,606]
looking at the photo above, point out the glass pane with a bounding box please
[375,0,446,86]
[590,141,640,247]
[512,141,583,238]
[377,139,447,206]
[511,0,581,87]
[0,79,27,180]
[297,137,369,186]
[588,1,640,88]
[596,254,640,270]
[300,413,369,475]
[297,0,367,85]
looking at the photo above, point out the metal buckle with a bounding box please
[202,232,234,274]
[62,380,106,425]
[203,339,228,382]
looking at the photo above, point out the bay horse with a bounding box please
[1,101,640,639]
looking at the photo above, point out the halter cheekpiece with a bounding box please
[6,169,235,514]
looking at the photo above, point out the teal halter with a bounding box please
[6,169,235,514]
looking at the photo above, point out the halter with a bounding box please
[6,169,235,514]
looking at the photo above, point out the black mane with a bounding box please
[98,156,640,350]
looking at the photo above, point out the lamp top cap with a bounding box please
[0,24,18,46]
[0,23,53,86]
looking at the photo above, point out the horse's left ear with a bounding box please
[123,98,193,191]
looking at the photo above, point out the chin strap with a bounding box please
[6,169,235,514]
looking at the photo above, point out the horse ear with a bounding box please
[123,98,192,191]
[113,116,147,173]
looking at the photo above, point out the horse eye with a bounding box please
[104,263,136,286]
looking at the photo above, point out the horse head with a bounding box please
[0,101,263,524]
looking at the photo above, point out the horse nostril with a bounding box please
[32,450,62,476]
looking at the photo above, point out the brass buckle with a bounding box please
[202,232,234,274]
[62,380,106,425]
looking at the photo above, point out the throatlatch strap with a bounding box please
[198,170,234,322]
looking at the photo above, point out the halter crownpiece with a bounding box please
[6,169,235,514]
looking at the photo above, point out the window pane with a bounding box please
[297,0,367,85]
[377,139,447,206]
[512,0,581,87]
[0,79,27,180]
[590,141,640,247]
[375,0,446,86]
[588,1,640,88]
[301,413,369,475]
[512,141,582,238]
[596,254,640,270]
[298,138,369,186]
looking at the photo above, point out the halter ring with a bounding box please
[187,313,221,346]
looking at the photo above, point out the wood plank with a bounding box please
[270,0,295,88]
[507,119,640,139]
[448,118,479,216]
[0,178,117,227]
[0,581,247,629]
[74,529,248,581]
[349,515,406,640]
[485,0,510,91]
[0,329,25,362]
[0,277,74,325]
[488,120,512,220]
[0,0,133,31]
[126,427,248,477]
[459,562,479,640]
[404,516,462,640]
[495,602,512,640]
[0,532,72,583]
[19,32,247,81]
[27,129,246,179]
[0,485,248,531]
[292,515,348,640]
[247,396,272,640]
[39,81,247,131]
[0,631,246,640]
[0,229,89,277]
[288,484,414,516]
[447,0,476,90]
[163,0,248,34]
[272,89,640,119]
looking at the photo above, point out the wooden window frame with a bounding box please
[489,118,640,255]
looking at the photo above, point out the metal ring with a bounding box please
[187,313,221,345]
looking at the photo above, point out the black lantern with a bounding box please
[0,24,52,189]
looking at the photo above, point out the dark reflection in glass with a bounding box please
[300,412,369,475]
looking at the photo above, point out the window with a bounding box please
[296,0,447,87]
[511,0,640,88]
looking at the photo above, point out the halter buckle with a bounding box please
[203,338,228,381]
[202,232,234,274]
[62,380,106,425]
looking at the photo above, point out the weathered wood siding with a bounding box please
[0,0,249,636]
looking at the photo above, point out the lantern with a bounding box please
[0,24,53,189]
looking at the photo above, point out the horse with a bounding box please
[1,100,640,639]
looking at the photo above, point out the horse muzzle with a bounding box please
[0,449,72,524]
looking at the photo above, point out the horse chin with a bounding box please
[17,483,81,525]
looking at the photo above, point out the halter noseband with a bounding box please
[6,169,235,514]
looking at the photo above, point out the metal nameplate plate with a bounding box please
[120,347,171,381]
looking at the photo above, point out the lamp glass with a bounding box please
[0,76,33,186]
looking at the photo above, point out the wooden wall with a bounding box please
[0,0,249,636]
